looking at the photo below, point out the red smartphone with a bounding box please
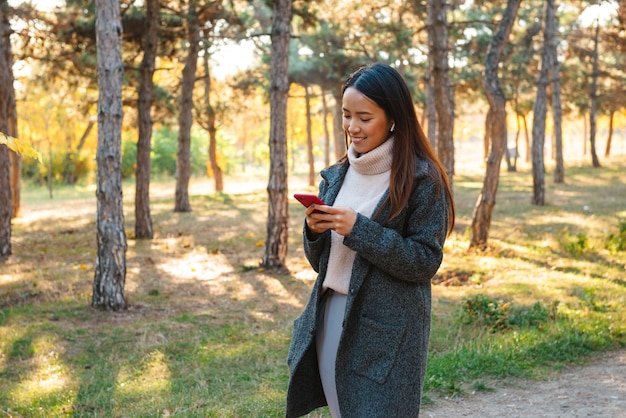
[294,193,326,208]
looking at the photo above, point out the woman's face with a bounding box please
[342,86,393,154]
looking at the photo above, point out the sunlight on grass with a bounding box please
[8,334,70,406]
[2,159,625,415]
[117,350,172,399]
[157,245,234,281]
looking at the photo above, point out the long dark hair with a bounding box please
[342,63,455,234]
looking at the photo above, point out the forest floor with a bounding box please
[421,349,626,418]
[4,152,625,416]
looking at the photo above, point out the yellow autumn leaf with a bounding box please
[0,131,42,162]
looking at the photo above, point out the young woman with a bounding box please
[286,63,455,417]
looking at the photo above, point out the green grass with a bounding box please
[2,157,625,416]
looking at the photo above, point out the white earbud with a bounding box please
[390,123,395,132]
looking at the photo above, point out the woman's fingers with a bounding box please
[306,206,356,236]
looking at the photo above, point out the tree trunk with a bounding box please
[531,0,554,206]
[9,151,19,218]
[583,114,587,156]
[428,0,455,185]
[203,42,224,193]
[332,89,344,160]
[506,100,519,172]
[92,0,127,311]
[322,90,330,167]
[8,84,19,218]
[523,114,530,163]
[5,8,18,219]
[548,0,564,184]
[305,86,315,186]
[135,0,158,239]
[0,0,13,256]
[604,110,614,157]
[504,137,515,172]
[425,74,437,150]
[470,0,520,250]
[45,122,53,198]
[175,0,199,212]
[483,108,493,161]
[262,0,291,270]
[0,144,9,257]
[589,16,601,168]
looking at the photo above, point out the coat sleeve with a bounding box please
[302,177,332,273]
[342,171,449,283]
[303,224,329,273]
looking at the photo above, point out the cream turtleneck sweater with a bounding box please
[322,137,394,295]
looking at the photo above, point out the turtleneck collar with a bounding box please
[347,136,394,175]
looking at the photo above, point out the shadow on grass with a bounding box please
[2,160,625,414]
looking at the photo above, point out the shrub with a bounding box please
[459,294,510,331]
[561,230,589,256]
[121,139,137,179]
[508,301,553,328]
[22,150,94,185]
[120,127,210,179]
[605,220,626,254]
[459,294,555,332]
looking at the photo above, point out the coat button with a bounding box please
[308,328,314,334]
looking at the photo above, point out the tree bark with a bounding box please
[425,74,437,150]
[589,16,601,168]
[523,114,530,163]
[427,0,455,185]
[9,151,19,218]
[583,114,587,156]
[549,0,564,184]
[305,86,315,186]
[175,0,199,212]
[332,89,344,160]
[8,78,19,218]
[92,0,127,311]
[531,0,553,206]
[135,0,158,239]
[322,90,330,167]
[262,0,291,270]
[6,11,18,219]
[470,0,520,249]
[203,42,224,193]
[0,0,14,255]
[604,110,614,157]
[508,113,520,172]
[483,108,493,161]
[0,143,9,257]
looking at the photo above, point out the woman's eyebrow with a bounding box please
[342,108,374,115]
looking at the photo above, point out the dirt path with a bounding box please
[421,350,626,418]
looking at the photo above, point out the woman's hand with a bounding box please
[305,205,357,237]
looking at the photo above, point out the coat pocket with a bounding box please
[350,316,406,385]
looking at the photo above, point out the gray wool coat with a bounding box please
[286,158,450,418]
